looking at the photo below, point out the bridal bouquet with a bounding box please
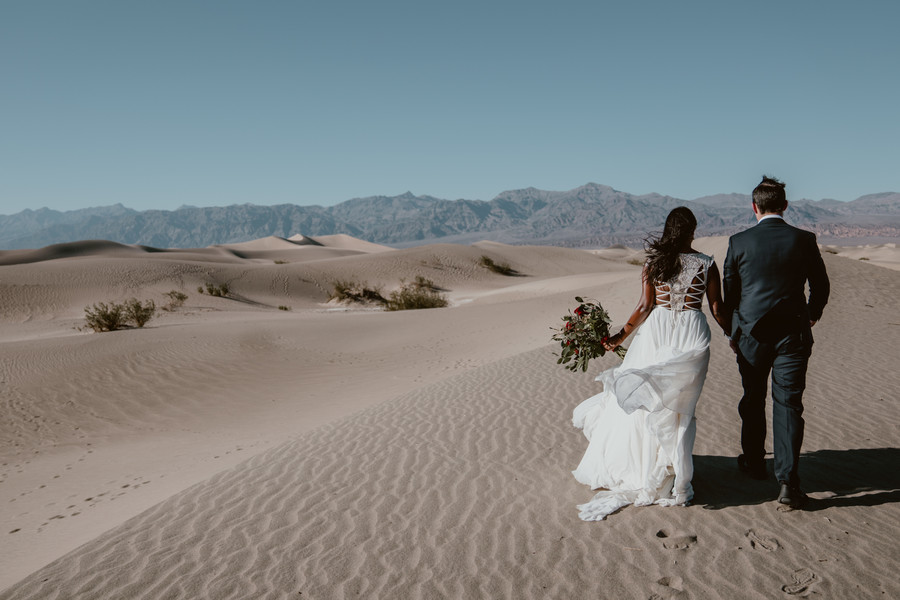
[552,297,627,372]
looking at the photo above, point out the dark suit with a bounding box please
[723,216,829,486]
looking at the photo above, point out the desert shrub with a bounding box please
[274,260,289,264]
[411,275,440,290]
[328,278,447,311]
[197,286,204,294]
[84,302,127,332]
[627,257,646,266]
[328,280,387,305]
[204,282,229,297]
[385,281,448,311]
[859,257,870,261]
[83,298,156,331]
[165,290,187,303]
[162,290,188,311]
[278,305,292,311]
[124,298,156,328]
[823,248,838,254]
[478,255,518,276]
[329,279,354,301]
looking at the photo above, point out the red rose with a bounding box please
[565,322,573,330]
[601,336,609,344]
[574,307,584,316]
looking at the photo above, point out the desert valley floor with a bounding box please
[1,235,898,599]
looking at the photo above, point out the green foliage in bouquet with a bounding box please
[551,296,627,372]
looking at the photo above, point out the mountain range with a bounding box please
[1,183,898,250]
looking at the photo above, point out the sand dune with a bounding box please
[1,235,898,598]
[220,235,323,251]
[821,242,900,271]
[304,234,394,253]
[0,240,153,266]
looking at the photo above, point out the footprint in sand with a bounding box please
[656,529,697,550]
[657,576,684,592]
[746,529,780,551]
[782,568,819,595]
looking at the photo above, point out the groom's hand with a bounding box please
[728,339,739,354]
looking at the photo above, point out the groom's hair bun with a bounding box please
[753,175,787,213]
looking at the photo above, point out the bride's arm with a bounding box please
[602,265,655,351]
[706,263,731,334]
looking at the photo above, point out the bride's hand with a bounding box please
[603,333,623,351]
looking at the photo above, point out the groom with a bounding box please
[723,176,830,508]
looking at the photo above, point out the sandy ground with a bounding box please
[0,234,898,599]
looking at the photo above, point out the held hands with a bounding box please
[723,330,738,354]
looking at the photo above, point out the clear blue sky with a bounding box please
[2,0,898,215]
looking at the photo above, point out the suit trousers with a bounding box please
[736,331,810,486]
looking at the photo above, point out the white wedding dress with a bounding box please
[572,253,714,521]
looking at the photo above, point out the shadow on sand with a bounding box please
[694,447,900,511]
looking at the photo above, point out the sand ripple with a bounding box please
[2,247,899,599]
[4,316,899,599]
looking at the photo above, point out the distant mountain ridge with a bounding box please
[2,183,898,250]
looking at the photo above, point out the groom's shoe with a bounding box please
[737,454,767,480]
[777,483,809,509]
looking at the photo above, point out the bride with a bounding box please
[572,207,730,521]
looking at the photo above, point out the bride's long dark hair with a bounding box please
[644,207,698,285]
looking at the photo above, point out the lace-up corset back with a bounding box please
[655,253,714,312]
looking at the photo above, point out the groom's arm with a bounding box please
[805,233,830,324]
[722,237,740,336]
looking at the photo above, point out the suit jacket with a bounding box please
[723,217,830,365]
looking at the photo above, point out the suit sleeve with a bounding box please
[722,237,739,335]
[806,234,830,321]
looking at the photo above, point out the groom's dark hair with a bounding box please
[752,176,787,213]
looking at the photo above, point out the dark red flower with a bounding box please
[574,307,585,316]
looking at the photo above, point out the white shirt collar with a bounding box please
[757,214,785,223]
